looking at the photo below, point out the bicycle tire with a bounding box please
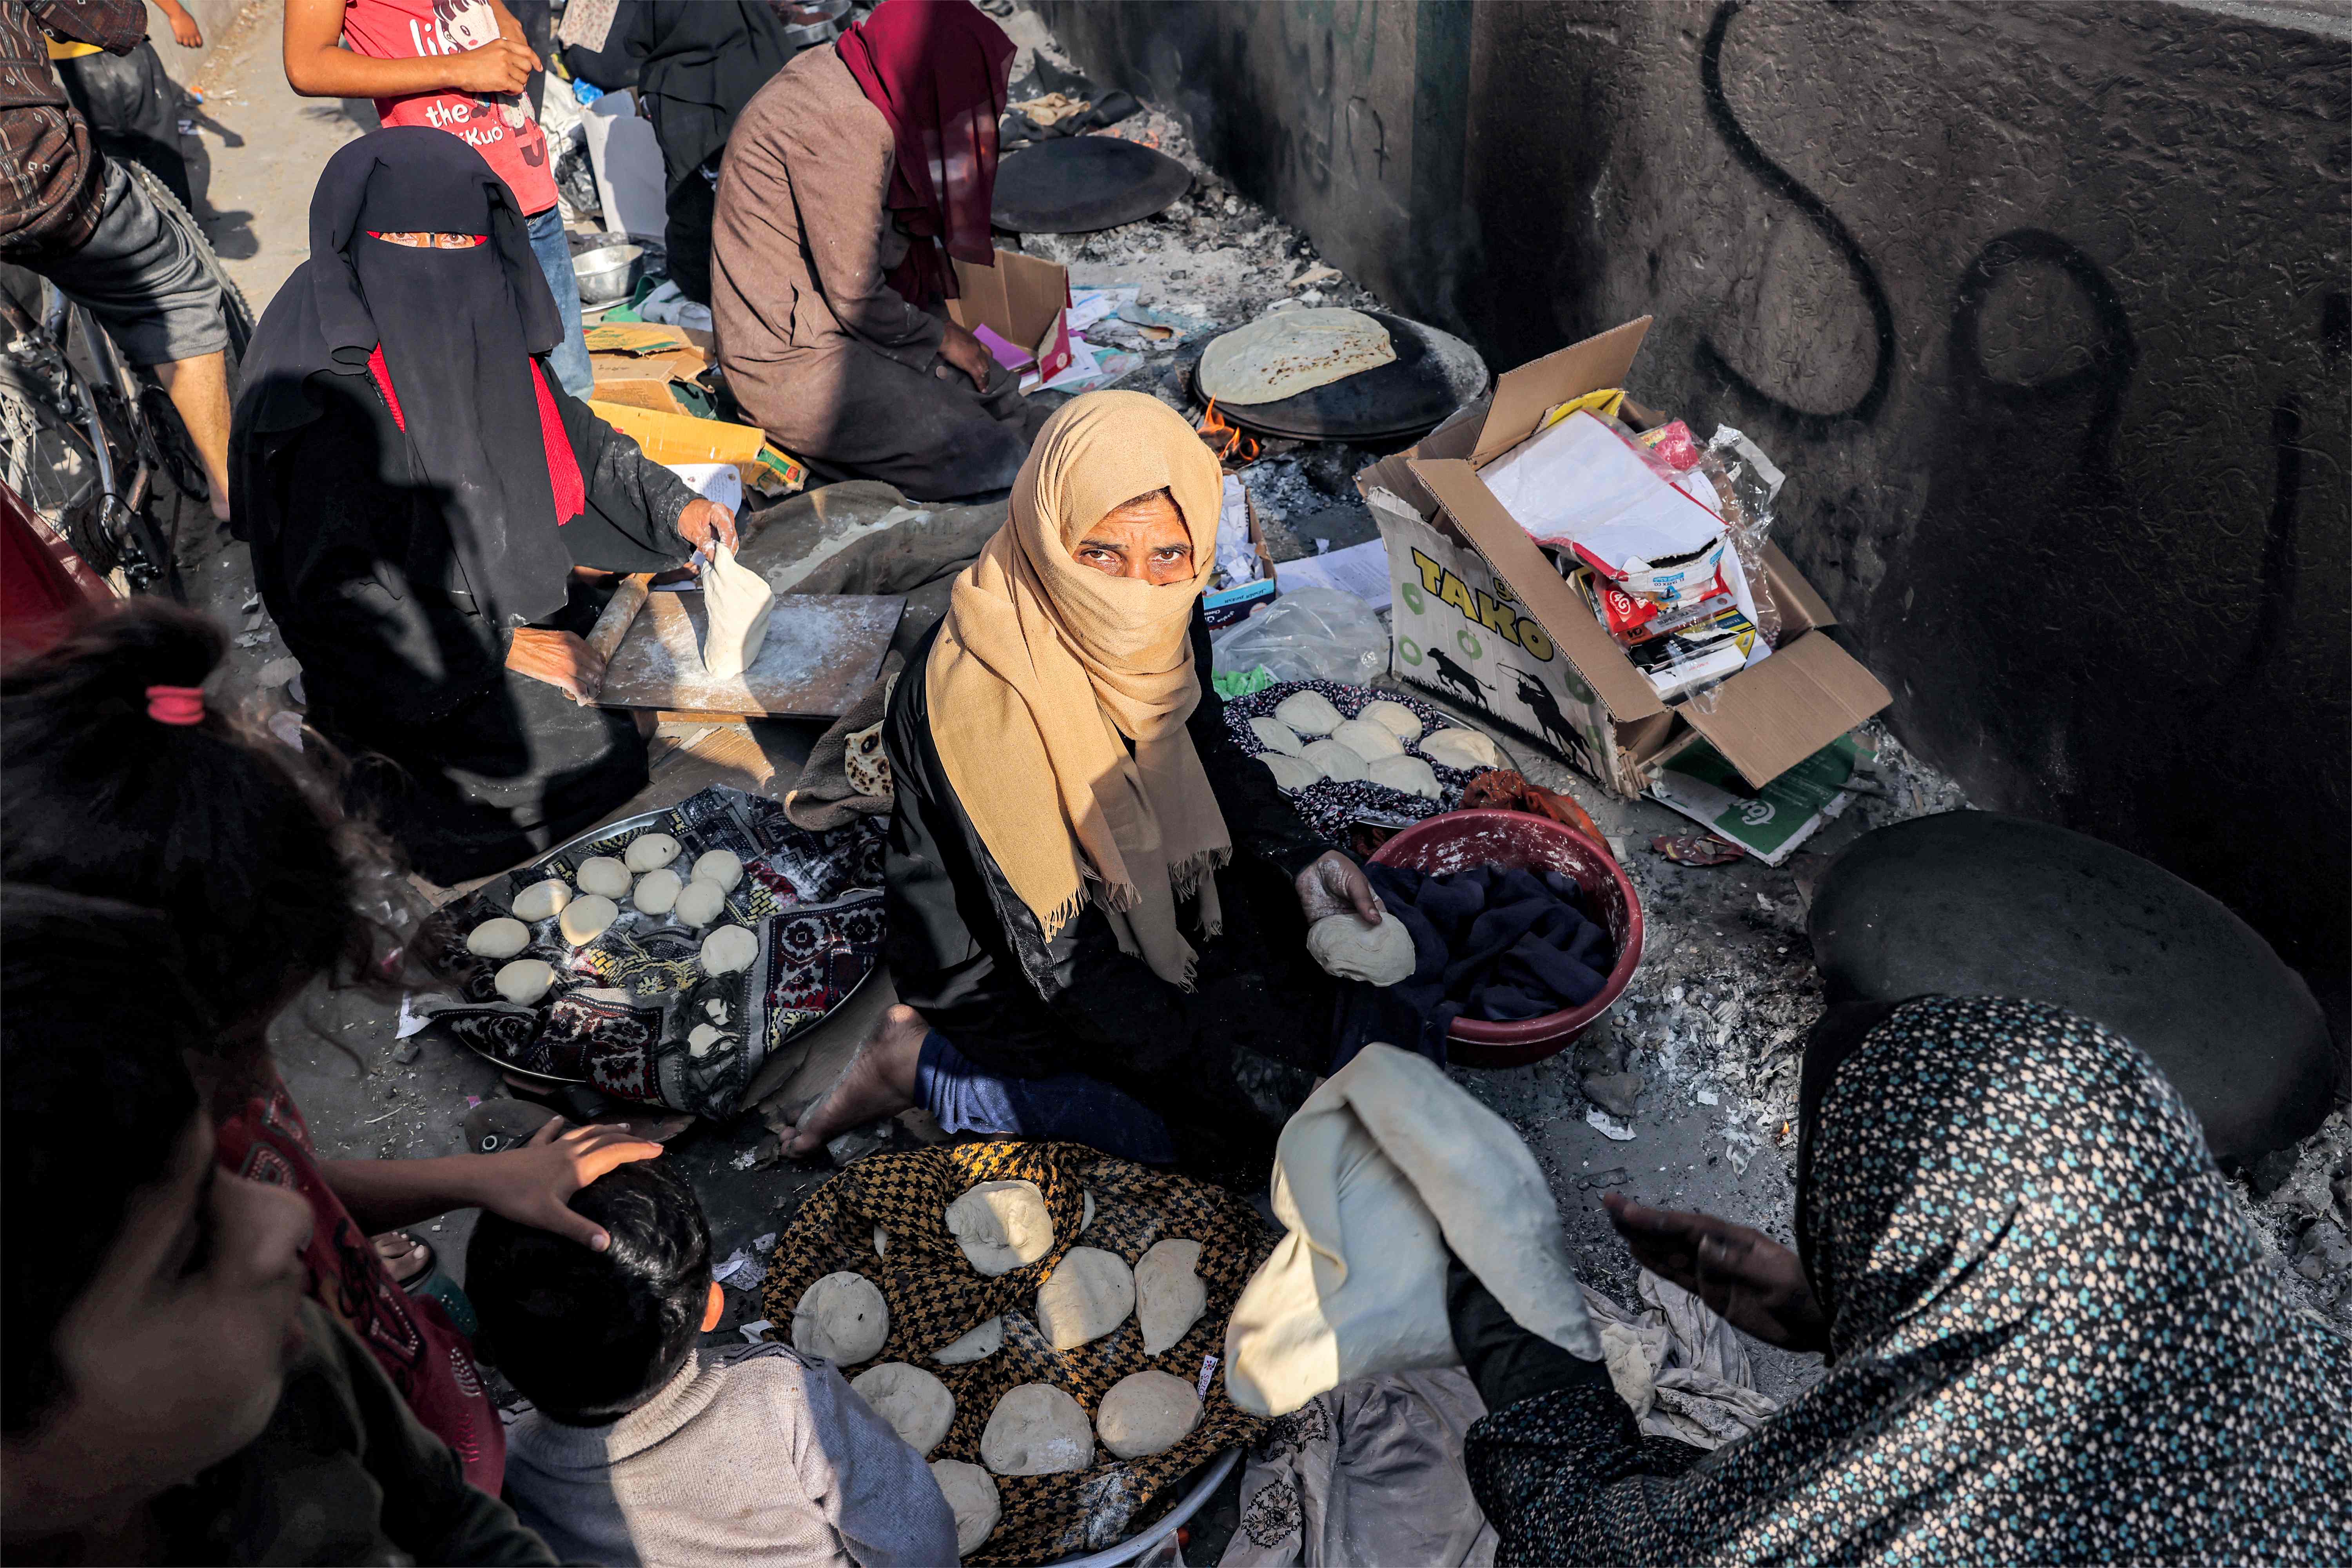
[123,157,254,362]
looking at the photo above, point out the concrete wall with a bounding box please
[1044,0,2352,1022]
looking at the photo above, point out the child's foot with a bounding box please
[780,1005,929,1157]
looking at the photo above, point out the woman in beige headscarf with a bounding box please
[779,392,1382,1173]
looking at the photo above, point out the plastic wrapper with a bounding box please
[1210,586,1388,686]
[1697,424,1785,647]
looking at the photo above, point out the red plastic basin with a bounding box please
[1368,808,1645,1069]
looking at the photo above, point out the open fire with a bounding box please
[1196,397,1259,465]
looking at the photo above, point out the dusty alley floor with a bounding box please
[166,2,2346,1428]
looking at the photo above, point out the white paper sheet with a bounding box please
[1273,538,1393,611]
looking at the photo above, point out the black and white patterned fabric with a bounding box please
[1466,996,2352,1565]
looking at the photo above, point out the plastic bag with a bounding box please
[1210,586,1388,686]
[1697,424,1785,646]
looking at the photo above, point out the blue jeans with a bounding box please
[916,1033,1176,1165]
[526,205,594,398]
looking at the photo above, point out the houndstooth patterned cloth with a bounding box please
[762,1142,1272,1564]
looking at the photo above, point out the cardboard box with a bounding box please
[1203,489,1276,627]
[1357,316,1889,797]
[947,249,1073,384]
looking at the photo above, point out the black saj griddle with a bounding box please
[991,136,1193,234]
[1192,311,1491,445]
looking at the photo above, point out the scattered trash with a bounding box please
[264,710,303,749]
[1586,1106,1637,1141]
[1652,834,1748,866]
[234,630,270,648]
[1209,585,1387,685]
[1649,732,1873,866]
[256,656,303,688]
[736,1318,775,1344]
[713,1233,778,1291]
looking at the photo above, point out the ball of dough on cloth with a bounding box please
[849,1362,954,1456]
[558,894,618,946]
[1330,717,1404,761]
[930,1459,1000,1557]
[494,959,555,1005]
[692,849,744,892]
[1301,738,1368,783]
[1360,700,1424,742]
[1135,1238,1207,1355]
[674,879,728,927]
[1307,911,1416,985]
[1248,717,1307,757]
[931,1316,1004,1365]
[1365,753,1440,800]
[701,923,758,975]
[510,879,571,922]
[945,1180,1054,1276]
[1274,690,1344,736]
[466,916,530,959]
[792,1272,889,1365]
[1419,728,1501,771]
[1035,1245,1134,1350]
[631,867,682,915]
[624,832,681,872]
[576,856,631,898]
[980,1383,1093,1476]
[1097,1370,1203,1459]
[1259,754,1322,793]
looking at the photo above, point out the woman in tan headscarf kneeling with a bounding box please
[778,391,1383,1175]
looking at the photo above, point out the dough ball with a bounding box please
[1248,716,1307,757]
[1274,690,1344,736]
[1331,716,1405,760]
[674,878,728,927]
[1360,699,1424,742]
[687,1022,727,1058]
[494,958,555,1005]
[945,1180,1053,1276]
[632,867,683,915]
[691,849,744,892]
[1419,728,1501,771]
[1259,753,1322,793]
[557,894,618,946]
[850,1362,954,1456]
[980,1384,1093,1477]
[1135,1238,1207,1356]
[466,916,530,959]
[930,1459,1000,1557]
[1365,753,1441,800]
[931,1316,1004,1366]
[576,856,632,898]
[792,1272,889,1365]
[624,832,681,872]
[510,880,571,922]
[1035,1245,1134,1351]
[1301,738,1368,783]
[701,923,758,975]
[1097,1370,1203,1459]
[1081,1190,1097,1233]
[1306,911,1417,985]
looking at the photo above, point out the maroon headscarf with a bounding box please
[836,0,1016,305]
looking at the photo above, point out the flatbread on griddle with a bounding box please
[1196,308,1396,406]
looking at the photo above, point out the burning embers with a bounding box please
[1195,398,1259,465]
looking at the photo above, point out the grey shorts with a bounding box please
[35,158,225,366]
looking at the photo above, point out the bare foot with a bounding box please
[780,1005,929,1157]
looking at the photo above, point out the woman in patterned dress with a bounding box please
[1448,995,2352,1565]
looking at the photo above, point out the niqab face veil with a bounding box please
[232,126,575,632]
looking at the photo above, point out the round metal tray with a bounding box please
[1034,1449,1240,1568]
[1191,311,1489,445]
[992,136,1194,234]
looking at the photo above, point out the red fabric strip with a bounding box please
[531,359,586,524]
[365,342,405,431]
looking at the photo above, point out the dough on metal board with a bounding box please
[1097,1369,1203,1459]
[1330,717,1405,761]
[1135,1238,1207,1356]
[1248,716,1307,757]
[1360,700,1424,742]
[1259,753,1322,793]
[1365,753,1441,800]
[558,894,618,946]
[792,1272,889,1365]
[577,856,631,898]
[1034,1245,1134,1350]
[931,1315,1004,1365]
[624,831,681,872]
[1307,911,1416,985]
[631,867,682,915]
[1301,738,1368,783]
[1419,728,1501,771]
[946,1180,1054,1277]
[511,879,571,922]
[1196,307,1397,405]
[979,1383,1093,1476]
[1274,690,1343,736]
[930,1459,1000,1557]
[850,1362,955,1456]
[494,959,555,1004]
[674,878,727,927]
[701,541,776,678]
[701,923,758,975]
[692,849,744,891]
[467,916,530,958]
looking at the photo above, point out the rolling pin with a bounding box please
[582,572,655,704]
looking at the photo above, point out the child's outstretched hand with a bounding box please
[479,1116,664,1252]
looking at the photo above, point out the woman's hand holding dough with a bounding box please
[674,497,739,568]
[938,321,996,392]
[506,628,605,705]
[1294,849,1384,929]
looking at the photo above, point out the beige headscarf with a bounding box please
[926,391,1229,987]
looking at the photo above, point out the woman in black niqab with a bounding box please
[231,127,736,884]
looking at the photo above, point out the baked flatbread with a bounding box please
[1196,308,1396,406]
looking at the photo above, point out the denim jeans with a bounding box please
[915,1032,1177,1165]
[525,204,593,397]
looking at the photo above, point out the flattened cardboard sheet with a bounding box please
[1682,632,1890,789]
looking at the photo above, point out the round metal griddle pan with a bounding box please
[991,136,1194,234]
[1191,311,1491,445]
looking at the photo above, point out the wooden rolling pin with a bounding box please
[582,572,655,703]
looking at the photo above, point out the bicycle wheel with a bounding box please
[123,157,253,360]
